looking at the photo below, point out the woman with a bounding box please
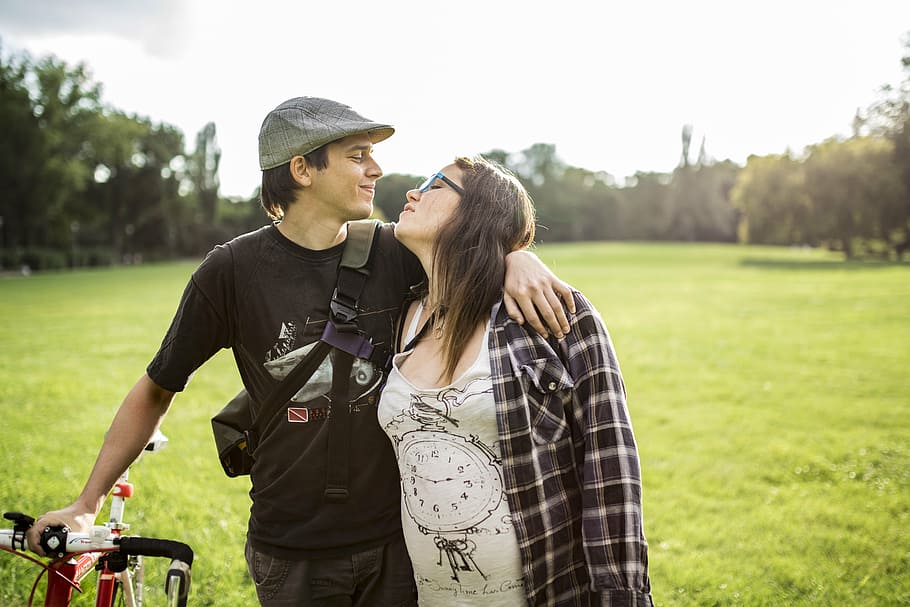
[378,156,654,606]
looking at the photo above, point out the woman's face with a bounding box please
[394,163,464,252]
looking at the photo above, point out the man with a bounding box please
[28,97,574,606]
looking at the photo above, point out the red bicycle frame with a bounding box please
[44,548,110,605]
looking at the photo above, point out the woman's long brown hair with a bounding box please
[428,156,536,383]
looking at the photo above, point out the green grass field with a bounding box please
[1,242,907,606]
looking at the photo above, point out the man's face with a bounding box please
[308,134,383,222]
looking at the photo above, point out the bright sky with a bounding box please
[2,0,909,198]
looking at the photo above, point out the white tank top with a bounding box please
[377,302,526,605]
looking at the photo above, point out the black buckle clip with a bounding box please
[330,288,358,326]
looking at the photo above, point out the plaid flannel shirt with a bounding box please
[489,292,653,606]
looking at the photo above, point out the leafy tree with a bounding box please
[856,32,910,257]
[217,193,269,238]
[0,49,105,255]
[666,127,739,242]
[680,124,694,169]
[179,121,230,254]
[373,173,421,221]
[33,56,108,250]
[481,149,510,167]
[0,44,41,253]
[0,42,197,267]
[125,121,186,258]
[560,167,621,241]
[190,121,221,224]
[510,144,572,241]
[78,113,187,261]
[804,136,904,259]
[731,153,811,245]
[617,172,674,240]
[79,111,149,259]
[679,161,740,242]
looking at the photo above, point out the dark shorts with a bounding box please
[244,536,418,607]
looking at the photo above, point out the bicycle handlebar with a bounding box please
[118,536,194,566]
[1,515,193,606]
[1,513,192,563]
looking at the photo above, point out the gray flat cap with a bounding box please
[258,97,395,170]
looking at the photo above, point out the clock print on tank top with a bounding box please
[377,302,526,605]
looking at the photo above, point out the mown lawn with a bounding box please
[1,242,907,606]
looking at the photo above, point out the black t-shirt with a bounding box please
[147,223,423,559]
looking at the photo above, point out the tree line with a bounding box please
[0,40,262,271]
[2,35,909,271]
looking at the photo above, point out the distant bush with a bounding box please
[11,248,67,272]
[71,247,116,268]
[0,247,116,272]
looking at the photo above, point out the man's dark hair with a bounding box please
[259,145,331,220]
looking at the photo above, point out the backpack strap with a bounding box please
[330,219,380,327]
[324,349,355,502]
[321,219,388,367]
[322,219,383,502]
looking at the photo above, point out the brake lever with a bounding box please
[3,511,35,533]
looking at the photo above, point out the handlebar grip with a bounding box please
[118,537,193,607]
[117,536,194,566]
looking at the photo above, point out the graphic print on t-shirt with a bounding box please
[263,320,380,406]
[384,378,516,585]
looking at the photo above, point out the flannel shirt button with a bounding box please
[547,381,558,391]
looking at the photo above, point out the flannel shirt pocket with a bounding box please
[520,357,574,444]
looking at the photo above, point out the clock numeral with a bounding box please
[451,503,458,511]
[461,492,468,500]
[433,504,440,513]
[464,480,473,488]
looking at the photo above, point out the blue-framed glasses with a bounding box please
[417,172,465,196]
